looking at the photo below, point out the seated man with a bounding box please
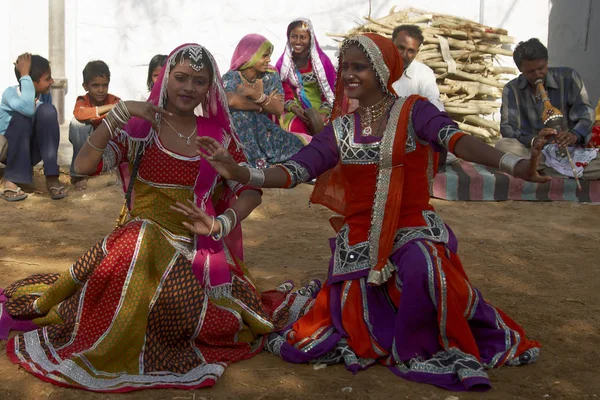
[497,38,600,179]
[391,24,445,111]
[391,24,452,167]
[0,53,66,201]
[69,60,120,190]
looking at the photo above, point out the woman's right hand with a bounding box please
[196,136,249,183]
[170,200,220,236]
[124,101,173,130]
[291,105,308,123]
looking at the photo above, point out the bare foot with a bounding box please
[71,176,88,191]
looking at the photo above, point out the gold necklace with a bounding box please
[162,118,197,145]
[357,95,395,136]
[240,70,258,87]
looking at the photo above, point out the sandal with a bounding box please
[0,187,28,202]
[48,186,68,200]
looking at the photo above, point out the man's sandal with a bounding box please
[0,187,28,202]
[48,186,68,200]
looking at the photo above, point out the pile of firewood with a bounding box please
[328,7,519,142]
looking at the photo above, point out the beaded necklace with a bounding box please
[357,95,395,136]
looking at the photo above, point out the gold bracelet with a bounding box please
[86,136,106,152]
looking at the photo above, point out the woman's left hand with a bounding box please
[514,138,552,183]
[170,199,220,236]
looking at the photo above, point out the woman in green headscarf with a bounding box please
[222,34,305,168]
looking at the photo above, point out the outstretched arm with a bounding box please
[452,134,547,181]
[196,123,340,188]
[414,99,550,183]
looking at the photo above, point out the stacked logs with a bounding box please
[328,7,519,142]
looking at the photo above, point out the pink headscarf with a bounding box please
[229,34,276,71]
[124,43,235,140]
[119,43,245,298]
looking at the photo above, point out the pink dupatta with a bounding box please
[118,43,245,297]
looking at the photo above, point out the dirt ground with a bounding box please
[0,168,599,400]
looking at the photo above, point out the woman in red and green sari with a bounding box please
[0,43,316,392]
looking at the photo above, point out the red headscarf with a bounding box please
[331,33,404,120]
[312,33,422,285]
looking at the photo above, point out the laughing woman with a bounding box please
[191,34,548,391]
[222,34,305,168]
[276,18,336,137]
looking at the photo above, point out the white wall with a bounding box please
[548,0,600,105]
[0,0,550,120]
[0,1,48,91]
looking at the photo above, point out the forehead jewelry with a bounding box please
[171,46,205,72]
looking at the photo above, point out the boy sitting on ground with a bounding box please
[69,60,120,190]
[0,53,66,202]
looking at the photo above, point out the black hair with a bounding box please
[82,60,111,84]
[392,24,424,45]
[14,55,50,82]
[286,20,311,40]
[147,54,168,91]
[513,38,548,70]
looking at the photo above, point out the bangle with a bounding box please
[86,136,106,152]
[211,219,224,241]
[104,101,131,138]
[253,93,267,104]
[207,216,216,236]
[102,118,115,138]
[498,153,525,175]
[246,167,265,187]
[225,208,238,229]
[212,214,233,240]
[530,137,537,148]
[285,100,296,112]
[220,214,231,237]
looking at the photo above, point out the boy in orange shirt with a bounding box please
[69,60,120,190]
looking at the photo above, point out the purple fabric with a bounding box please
[273,229,528,391]
[278,329,342,363]
[388,240,447,360]
[0,289,37,340]
[288,100,458,180]
[412,99,459,152]
[468,289,517,366]
[289,122,339,178]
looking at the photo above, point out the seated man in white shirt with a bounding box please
[392,25,453,166]
[391,25,445,111]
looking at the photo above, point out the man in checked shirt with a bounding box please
[497,38,600,180]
